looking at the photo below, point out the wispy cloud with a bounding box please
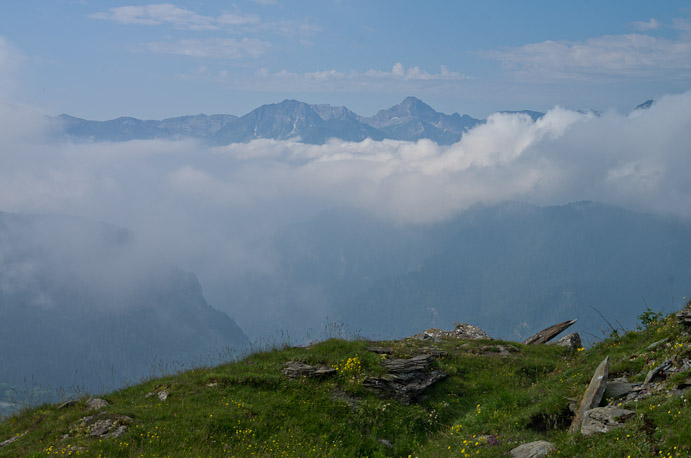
[146,38,270,59]
[632,18,660,31]
[484,23,691,79]
[0,36,24,99]
[183,63,471,92]
[90,4,219,31]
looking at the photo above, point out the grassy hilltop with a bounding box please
[1,304,690,458]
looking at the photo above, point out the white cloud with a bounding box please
[217,12,260,26]
[485,27,691,79]
[146,38,271,59]
[90,4,218,31]
[632,18,660,31]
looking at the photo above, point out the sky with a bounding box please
[1,1,691,119]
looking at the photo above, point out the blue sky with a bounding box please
[1,1,690,119]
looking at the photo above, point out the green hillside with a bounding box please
[1,303,690,457]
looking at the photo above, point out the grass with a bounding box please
[1,307,690,457]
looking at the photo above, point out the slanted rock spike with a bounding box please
[523,319,577,345]
[569,356,609,433]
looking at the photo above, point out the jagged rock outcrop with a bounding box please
[86,398,109,411]
[282,361,337,379]
[523,319,577,345]
[363,354,446,404]
[510,440,555,458]
[580,406,635,436]
[569,356,609,433]
[676,306,691,328]
[412,323,489,342]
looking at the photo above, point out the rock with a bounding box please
[523,319,577,345]
[58,400,77,409]
[644,358,673,385]
[363,354,447,404]
[569,356,609,433]
[645,338,669,352]
[0,432,25,448]
[86,415,132,438]
[451,323,490,340]
[580,406,635,436]
[548,332,582,351]
[366,347,393,355]
[677,307,691,327]
[510,440,555,458]
[157,390,169,401]
[412,323,489,342]
[604,379,633,400]
[86,397,109,411]
[282,361,337,379]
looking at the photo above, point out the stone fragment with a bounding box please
[86,398,109,411]
[645,338,669,352]
[677,307,691,327]
[0,432,25,448]
[569,356,609,433]
[157,390,169,401]
[580,406,635,436]
[510,440,555,458]
[523,319,577,345]
[644,358,673,385]
[58,400,77,409]
[87,415,132,438]
[548,332,582,351]
[89,419,114,437]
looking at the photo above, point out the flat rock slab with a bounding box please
[581,406,635,436]
[85,415,133,439]
[604,379,634,400]
[510,440,555,458]
[523,319,577,345]
[644,359,673,385]
[569,356,609,433]
[282,361,337,379]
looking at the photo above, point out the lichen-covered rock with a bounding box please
[510,440,555,458]
[581,406,635,436]
[604,378,633,400]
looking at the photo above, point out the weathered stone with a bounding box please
[58,400,77,409]
[157,390,169,401]
[580,406,635,436]
[569,356,609,433]
[510,440,555,458]
[645,338,669,352]
[451,323,490,340]
[366,347,393,355]
[86,398,109,411]
[604,379,633,400]
[677,307,691,327]
[0,432,25,448]
[523,319,577,345]
[548,332,582,351]
[282,361,336,379]
[363,354,446,404]
[89,419,114,437]
[644,358,673,385]
[411,323,489,342]
[105,425,128,439]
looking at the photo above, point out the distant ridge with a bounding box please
[50,97,653,145]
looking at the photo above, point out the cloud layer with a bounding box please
[2,91,691,329]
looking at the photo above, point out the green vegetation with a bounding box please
[1,305,690,457]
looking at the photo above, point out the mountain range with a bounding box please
[51,97,538,145]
